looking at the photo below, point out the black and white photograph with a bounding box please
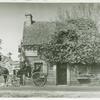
[0,2,100,98]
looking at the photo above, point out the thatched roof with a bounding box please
[23,21,56,45]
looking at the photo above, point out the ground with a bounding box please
[0,76,100,97]
[0,85,100,97]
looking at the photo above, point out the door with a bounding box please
[56,63,67,85]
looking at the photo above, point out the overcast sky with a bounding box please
[0,3,70,61]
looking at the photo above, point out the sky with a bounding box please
[0,3,69,61]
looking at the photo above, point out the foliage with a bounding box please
[39,18,100,64]
[57,4,100,24]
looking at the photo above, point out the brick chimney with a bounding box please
[25,12,33,26]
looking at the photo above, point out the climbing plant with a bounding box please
[39,18,100,64]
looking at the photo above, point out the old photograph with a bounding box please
[0,3,100,97]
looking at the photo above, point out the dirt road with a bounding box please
[0,85,100,97]
[0,90,100,97]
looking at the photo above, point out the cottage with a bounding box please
[19,13,57,85]
[19,13,100,86]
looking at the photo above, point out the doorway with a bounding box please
[56,63,67,85]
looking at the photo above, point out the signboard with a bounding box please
[25,50,37,57]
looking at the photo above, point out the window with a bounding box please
[78,65,91,75]
[34,63,43,72]
[25,50,38,56]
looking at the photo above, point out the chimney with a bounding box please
[25,12,33,26]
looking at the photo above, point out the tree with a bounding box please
[39,18,100,65]
[57,4,100,24]
[39,4,100,65]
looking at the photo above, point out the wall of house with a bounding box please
[70,64,100,86]
[70,65,79,85]
[90,65,100,86]
[70,64,91,85]
[47,65,56,85]
[23,48,56,85]
[26,56,39,67]
[23,50,100,86]
[25,56,55,85]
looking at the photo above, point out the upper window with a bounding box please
[25,50,38,57]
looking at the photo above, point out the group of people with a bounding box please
[0,60,42,87]
[0,66,9,86]
[18,61,31,85]
[0,62,29,86]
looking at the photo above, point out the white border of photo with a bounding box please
[0,0,99,3]
[0,1,99,100]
